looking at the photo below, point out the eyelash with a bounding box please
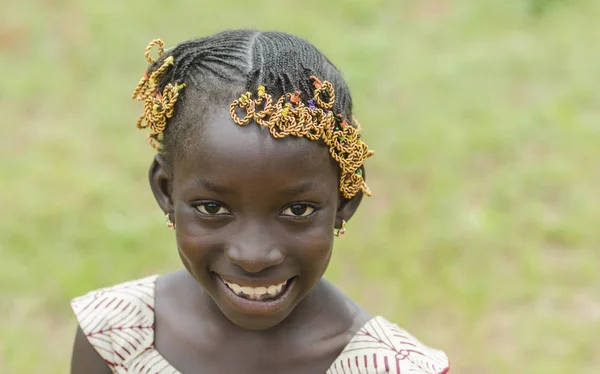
[280,203,319,218]
[194,201,232,216]
[192,201,319,218]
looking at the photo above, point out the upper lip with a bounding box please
[216,274,293,288]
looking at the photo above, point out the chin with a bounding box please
[223,309,292,330]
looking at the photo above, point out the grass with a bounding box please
[1,0,599,373]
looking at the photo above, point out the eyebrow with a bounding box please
[194,178,233,193]
[193,179,319,195]
[280,181,319,195]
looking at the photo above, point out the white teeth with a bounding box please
[230,283,242,294]
[223,279,288,300]
[267,283,284,296]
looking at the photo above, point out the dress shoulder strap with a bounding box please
[327,316,450,374]
[70,275,159,371]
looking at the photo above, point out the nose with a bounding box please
[224,227,285,273]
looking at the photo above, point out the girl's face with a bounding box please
[151,108,358,330]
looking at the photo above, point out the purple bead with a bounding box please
[308,99,316,110]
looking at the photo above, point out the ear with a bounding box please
[334,166,366,229]
[335,192,363,229]
[148,154,174,215]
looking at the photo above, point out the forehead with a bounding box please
[172,108,339,191]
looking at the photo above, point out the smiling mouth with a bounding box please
[219,277,292,302]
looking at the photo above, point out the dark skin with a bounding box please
[71,103,371,374]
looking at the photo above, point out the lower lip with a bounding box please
[216,275,296,316]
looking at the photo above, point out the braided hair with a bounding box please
[137,29,355,166]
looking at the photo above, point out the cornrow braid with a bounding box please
[131,30,374,198]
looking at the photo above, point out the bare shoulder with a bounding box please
[69,275,159,373]
[70,325,112,374]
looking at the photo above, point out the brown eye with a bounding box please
[197,203,230,215]
[281,204,316,217]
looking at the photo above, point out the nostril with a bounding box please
[266,247,285,265]
[224,246,241,263]
[224,246,285,273]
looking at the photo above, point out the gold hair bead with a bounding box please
[229,78,374,199]
[132,39,185,151]
[131,39,374,198]
[145,39,165,64]
[257,85,266,97]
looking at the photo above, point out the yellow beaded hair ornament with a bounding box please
[230,76,375,199]
[131,39,374,199]
[132,39,185,150]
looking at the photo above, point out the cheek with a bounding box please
[174,229,205,277]
[175,222,217,259]
[174,222,225,289]
[173,200,222,251]
[173,210,223,274]
[291,223,334,270]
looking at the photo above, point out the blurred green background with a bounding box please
[1,0,599,373]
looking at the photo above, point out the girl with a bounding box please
[70,30,450,374]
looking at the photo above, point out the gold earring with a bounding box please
[165,213,175,230]
[334,220,346,237]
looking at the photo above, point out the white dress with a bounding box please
[71,276,450,374]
